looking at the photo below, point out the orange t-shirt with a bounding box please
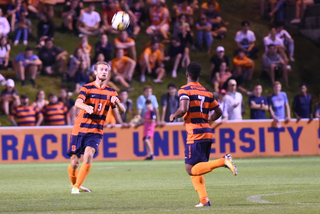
[150,7,168,26]
[233,55,254,68]
[201,2,221,12]
[114,37,134,55]
[111,56,130,74]
[139,47,163,69]
[77,43,92,53]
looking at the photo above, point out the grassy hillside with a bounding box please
[1,0,320,126]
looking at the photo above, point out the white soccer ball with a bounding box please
[111,11,130,31]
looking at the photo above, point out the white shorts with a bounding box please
[147,23,169,32]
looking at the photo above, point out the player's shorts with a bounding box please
[185,142,212,165]
[67,133,102,158]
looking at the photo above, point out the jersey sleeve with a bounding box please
[151,111,156,120]
[78,86,88,101]
[178,88,189,101]
[209,97,220,111]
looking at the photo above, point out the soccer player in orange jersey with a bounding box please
[67,61,125,194]
[169,62,238,207]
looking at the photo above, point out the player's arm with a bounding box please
[36,114,43,126]
[285,102,291,121]
[75,98,94,114]
[170,99,189,122]
[111,96,125,114]
[209,106,222,122]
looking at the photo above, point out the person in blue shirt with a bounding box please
[268,81,291,123]
[14,47,42,87]
[249,85,268,119]
[292,83,313,121]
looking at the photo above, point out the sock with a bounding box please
[74,163,92,189]
[30,79,35,86]
[191,175,209,204]
[191,158,225,176]
[68,164,78,185]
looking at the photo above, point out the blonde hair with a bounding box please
[94,61,110,71]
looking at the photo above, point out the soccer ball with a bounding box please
[111,11,130,31]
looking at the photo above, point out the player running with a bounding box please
[67,61,125,194]
[169,62,237,207]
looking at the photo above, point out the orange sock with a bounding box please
[191,158,225,176]
[191,175,209,204]
[68,164,78,185]
[74,163,92,189]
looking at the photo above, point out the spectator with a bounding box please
[33,90,49,111]
[290,0,315,24]
[114,30,136,61]
[14,47,42,87]
[233,49,254,81]
[196,14,213,53]
[138,40,165,83]
[65,0,84,8]
[74,60,91,93]
[59,88,76,125]
[69,48,82,79]
[175,0,194,26]
[78,3,101,37]
[167,36,190,78]
[118,89,133,123]
[7,0,28,32]
[213,61,232,92]
[26,0,40,15]
[129,0,146,38]
[146,0,170,41]
[263,27,288,64]
[262,44,288,87]
[9,94,43,126]
[249,85,268,119]
[268,81,291,124]
[13,12,31,46]
[0,8,10,37]
[200,0,220,13]
[314,94,320,119]
[136,85,160,125]
[111,49,135,90]
[102,0,121,34]
[275,21,295,62]
[173,14,194,48]
[235,21,258,59]
[210,46,229,82]
[142,99,156,160]
[292,83,313,121]
[0,36,12,70]
[94,34,113,64]
[77,35,91,67]
[1,79,20,115]
[38,38,68,76]
[42,93,71,125]
[62,0,83,33]
[224,79,243,120]
[213,89,228,123]
[37,13,55,48]
[160,83,179,124]
[205,1,227,38]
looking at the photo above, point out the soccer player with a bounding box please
[67,61,125,194]
[169,62,238,207]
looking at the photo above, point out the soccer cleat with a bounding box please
[224,154,238,176]
[80,186,91,192]
[144,155,154,160]
[71,186,80,194]
[195,201,211,207]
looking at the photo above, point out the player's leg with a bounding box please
[68,154,80,185]
[74,146,95,190]
[144,137,154,160]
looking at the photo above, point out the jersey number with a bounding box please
[97,103,102,111]
[198,95,205,113]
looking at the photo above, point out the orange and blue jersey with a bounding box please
[72,81,118,136]
[10,104,42,126]
[42,102,69,125]
[178,82,219,144]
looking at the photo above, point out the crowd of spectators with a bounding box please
[0,0,319,127]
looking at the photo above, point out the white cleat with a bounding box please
[195,201,211,207]
[71,186,80,194]
[80,186,91,192]
[224,154,238,175]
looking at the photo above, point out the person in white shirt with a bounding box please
[263,27,288,64]
[275,21,294,62]
[234,21,258,58]
[213,89,228,123]
[0,9,10,37]
[224,79,243,120]
[77,3,101,36]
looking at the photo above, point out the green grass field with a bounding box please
[1,157,320,214]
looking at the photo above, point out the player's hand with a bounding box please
[84,105,94,114]
[111,96,120,104]
[169,114,175,122]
